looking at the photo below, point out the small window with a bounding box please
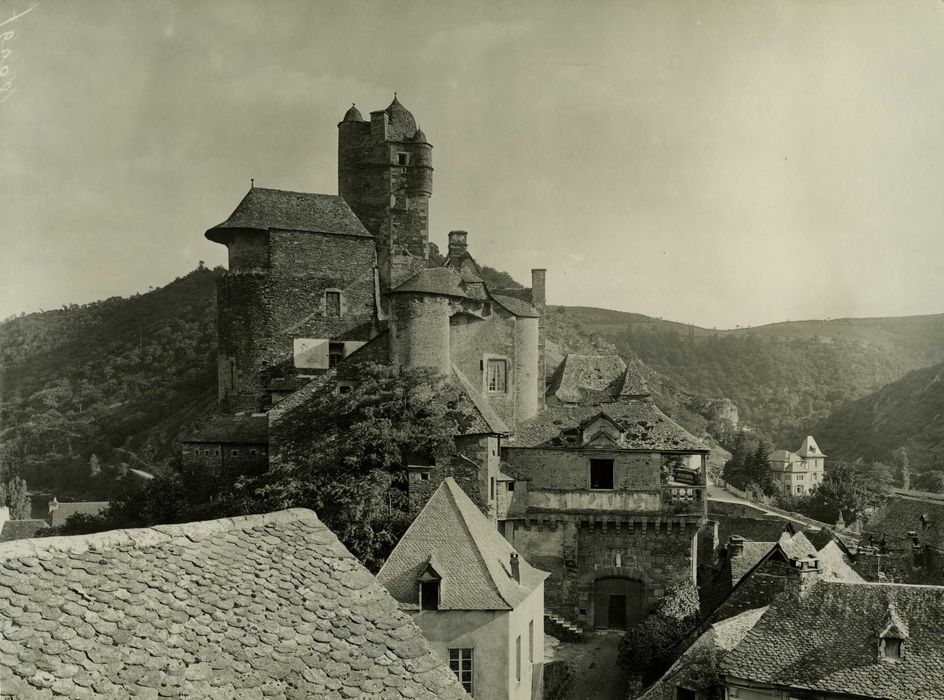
[490,477,496,501]
[449,649,473,694]
[328,342,345,368]
[203,449,210,456]
[884,638,902,660]
[325,291,341,318]
[420,580,440,611]
[231,449,239,457]
[529,619,534,663]
[507,481,515,492]
[397,152,410,166]
[249,449,257,456]
[486,358,507,393]
[420,472,430,481]
[338,382,353,395]
[590,459,615,490]
[515,635,521,681]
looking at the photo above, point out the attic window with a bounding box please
[420,580,440,610]
[883,638,902,660]
[328,342,345,368]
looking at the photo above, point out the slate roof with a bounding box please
[378,478,547,611]
[48,502,110,529]
[181,415,269,445]
[492,295,539,318]
[206,187,370,242]
[0,519,48,543]
[798,435,825,458]
[388,267,470,299]
[865,493,944,550]
[0,509,468,699]
[710,514,798,545]
[546,354,650,404]
[450,366,510,435]
[639,607,767,700]
[506,398,706,452]
[722,581,944,699]
[730,541,777,584]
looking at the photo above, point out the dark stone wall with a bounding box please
[181,442,269,482]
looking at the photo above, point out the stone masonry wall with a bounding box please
[503,448,662,492]
[450,308,518,428]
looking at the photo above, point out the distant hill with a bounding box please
[563,306,944,449]
[812,360,944,472]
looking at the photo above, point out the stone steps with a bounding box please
[545,611,585,642]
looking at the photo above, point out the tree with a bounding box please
[618,579,700,683]
[913,470,944,494]
[0,476,31,520]
[893,448,911,490]
[747,442,777,497]
[807,461,889,525]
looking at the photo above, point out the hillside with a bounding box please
[563,306,944,447]
[0,268,220,499]
[812,360,944,471]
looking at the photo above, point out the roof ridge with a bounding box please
[0,508,320,561]
[250,187,344,198]
[440,479,514,609]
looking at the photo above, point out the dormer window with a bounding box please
[883,638,902,660]
[878,602,908,663]
[420,580,440,610]
[328,342,345,368]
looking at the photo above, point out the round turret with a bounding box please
[342,103,363,122]
[413,127,427,143]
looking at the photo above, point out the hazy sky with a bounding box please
[2,0,943,328]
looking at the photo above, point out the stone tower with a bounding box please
[337,96,433,296]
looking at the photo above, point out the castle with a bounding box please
[186,97,709,633]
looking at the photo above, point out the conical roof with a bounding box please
[384,95,417,140]
[342,103,363,122]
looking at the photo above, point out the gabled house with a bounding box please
[768,435,826,495]
[378,478,548,700]
[0,508,468,699]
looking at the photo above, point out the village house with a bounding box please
[45,497,109,528]
[0,508,469,698]
[767,435,826,495]
[0,506,47,543]
[378,478,548,700]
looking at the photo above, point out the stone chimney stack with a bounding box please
[788,554,821,601]
[448,231,468,259]
[48,497,59,514]
[728,535,746,558]
[510,553,520,582]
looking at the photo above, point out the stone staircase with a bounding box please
[544,610,585,642]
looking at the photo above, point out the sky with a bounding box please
[2,0,943,329]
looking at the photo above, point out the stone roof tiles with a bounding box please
[0,519,48,543]
[0,509,468,699]
[491,295,539,319]
[181,414,269,445]
[206,187,371,242]
[506,398,706,452]
[388,267,470,299]
[722,581,944,699]
[546,354,650,404]
[48,502,110,529]
[378,479,547,611]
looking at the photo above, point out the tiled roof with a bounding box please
[722,581,944,699]
[492,295,539,318]
[865,493,944,550]
[0,509,467,699]
[389,268,469,299]
[48,502,109,529]
[451,366,510,435]
[0,519,48,543]
[546,354,649,404]
[798,435,825,458]
[181,414,269,445]
[639,607,767,700]
[730,541,777,584]
[206,187,370,242]
[506,398,706,451]
[816,540,865,583]
[378,478,547,611]
[711,514,798,545]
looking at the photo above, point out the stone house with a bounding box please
[767,435,826,495]
[378,478,548,700]
[179,414,269,481]
[0,508,468,698]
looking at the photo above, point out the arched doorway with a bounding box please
[593,577,644,630]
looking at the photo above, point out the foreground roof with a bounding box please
[181,414,269,445]
[506,398,706,451]
[378,479,547,611]
[206,187,371,242]
[723,581,944,699]
[0,509,467,699]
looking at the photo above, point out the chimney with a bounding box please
[728,535,745,558]
[48,497,59,514]
[510,552,520,582]
[531,269,546,311]
[448,231,468,259]
[787,554,821,601]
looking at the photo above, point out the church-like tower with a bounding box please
[338,96,433,295]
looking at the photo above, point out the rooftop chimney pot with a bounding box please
[447,231,468,258]
[510,552,520,582]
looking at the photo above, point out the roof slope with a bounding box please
[378,478,547,611]
[723,581,944,699]
[0,519,48,543]
[181,414,269,444]
[48,501,109,528]
[865,492,944,550]
[206,187,371,241]
[0,509,467,699]
[546,354,650,404]
[507,398,706,451]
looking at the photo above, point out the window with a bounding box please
[420,580,440,611]
[486,358,507,393]
[490,477,496,501]
[529,620,534,663]
[883,638,902,659]
[325,291,341,318]
[507,481,515,492]
[397,152,410,166]
[420,472,430,481]
[328,342,345,368]
[515,635,521,681]
[338,382,353,395]
[449,649,473,694]
[590,459,615,490]
[249,449,257,456]
[231,449,239,457]
[203,449,210,456]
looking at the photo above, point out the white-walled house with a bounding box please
[768,435,826,495]
[378,478,548,700]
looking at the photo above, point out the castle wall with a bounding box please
[450,309,518,427]
[226,231,269,270]
[389,294,451,376]
[503,448,662,492]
